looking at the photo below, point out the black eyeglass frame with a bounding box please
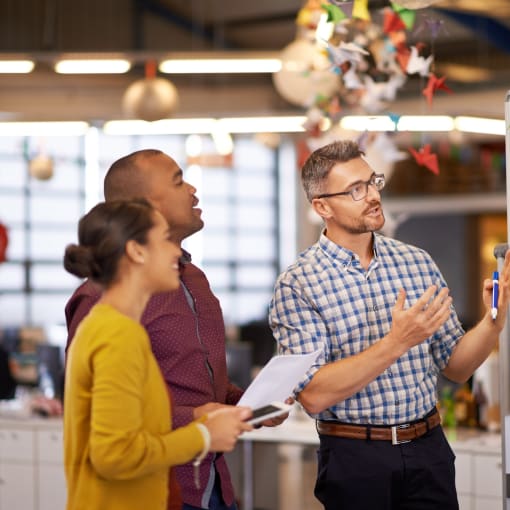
[314,173,386,201]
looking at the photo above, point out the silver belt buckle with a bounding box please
[391,423,411,445]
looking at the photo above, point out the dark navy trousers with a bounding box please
[315,425,459,510]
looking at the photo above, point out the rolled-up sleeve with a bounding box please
[269,273,327,394]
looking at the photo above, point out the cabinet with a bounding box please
[237,419,504,510]
[36,428,66,510]
[0,419,66,510]
[451,431,502,510]
[0,428,35,510]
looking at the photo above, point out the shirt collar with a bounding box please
[318,230,380,267]
[179,249,192,266]
[372,233,381,259]
[318,230,355,267]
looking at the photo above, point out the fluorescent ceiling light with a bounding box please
[218,116,306,133]
[104,119,217,135]
[454,116,505,136]
[0,60,35,73]
[104,116,307,135]
[340,116,396,132]
[397,116,454,132]
[105,115,505,137]
[159,58,281,74]
[0,121,89,136]
[55,59,131,74]
[338,115,504,135]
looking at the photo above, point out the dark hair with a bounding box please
[104,149,163,201]
[63,199,155,286]
[301,140,364,202]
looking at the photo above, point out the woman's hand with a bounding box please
[204,406,253,452]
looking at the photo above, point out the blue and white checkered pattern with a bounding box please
[269,232,464,425]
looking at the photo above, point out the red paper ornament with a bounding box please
[422,73,452,107]
[409,144,440,175]
[0,223,8,263]
[383,10,406,34]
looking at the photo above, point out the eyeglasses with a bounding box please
[315,173,385,201]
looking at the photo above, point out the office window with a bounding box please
[0,130,295,334]
[98,133,288,326]
[0,135,85,327]
[180,136,281,326]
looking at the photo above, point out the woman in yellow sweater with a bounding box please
[63,199,252,510]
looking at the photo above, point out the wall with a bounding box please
[395,214,472,325]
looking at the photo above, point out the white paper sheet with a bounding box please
[237,349,322,408]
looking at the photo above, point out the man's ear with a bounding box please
[311,198,333,220]
[125,239,145,264]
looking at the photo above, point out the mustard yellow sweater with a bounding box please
[64,304,205,510]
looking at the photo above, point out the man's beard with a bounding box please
[343,207,385,235]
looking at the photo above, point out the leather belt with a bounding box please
[316,410,441,445]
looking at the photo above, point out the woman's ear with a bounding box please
[125,239,146,264]
[311,198,332,220]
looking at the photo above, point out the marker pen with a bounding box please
[491,271,499,320]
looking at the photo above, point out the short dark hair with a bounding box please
[104,149,163,201]
[301,140,364,202]
[63,198,155,286]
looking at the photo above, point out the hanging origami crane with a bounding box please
[422,73,452,107]
[409,144,440,174]
[383,9,407,34]
[390,3,416,30]
[406,45,434,76]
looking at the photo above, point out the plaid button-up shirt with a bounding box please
[269,232,464,425]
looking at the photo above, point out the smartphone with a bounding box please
[246,401,293,425]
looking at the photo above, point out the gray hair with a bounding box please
[301,140,364,202]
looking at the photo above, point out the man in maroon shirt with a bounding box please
[65,149,280,510]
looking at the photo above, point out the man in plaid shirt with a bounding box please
[269,140,510,510]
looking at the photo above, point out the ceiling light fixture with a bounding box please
[340,116,396,131]
[0,116,502,138]
[217,116,307,133]
[0,60,35,73]
[0,121,89,136]
[397,115,455,132]
[103,118,217,135]
[159,57,281,74]
[340,115,456,132]
[54,59,131,74]
[454,116,505,136]
[104,116,308,135]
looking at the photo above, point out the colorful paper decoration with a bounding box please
[422,73,452,107]
[383,9,407,34]
[0,222,8,263]
[409,144,440,174]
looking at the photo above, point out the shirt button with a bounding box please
[395,400,400,405]
[373,305,377,311]
[388,371,392,377]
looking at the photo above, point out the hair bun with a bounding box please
[63,244,98,279]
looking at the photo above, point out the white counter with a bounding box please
[242,413,502,452]
[0,414,503,510]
